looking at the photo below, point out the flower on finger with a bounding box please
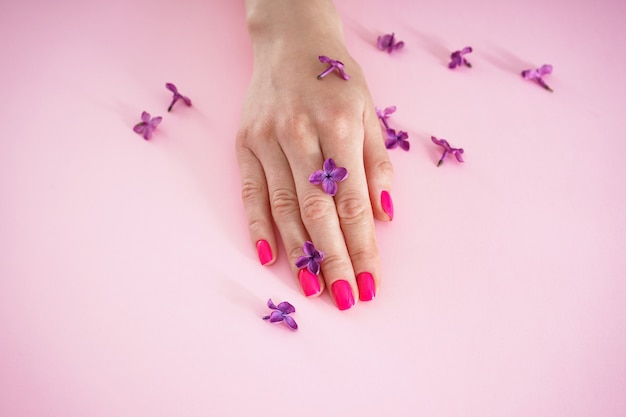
[317,55,350,80]
[521,64,554,92]
[376,105,397,129]
[448,46,473,69]
[431,136,464,166]
[262,299,298,330]
[133,111,162,140]
[377,32,404,53]
[309,158,348,196]
[295,241,325,275]
[165,82,192,112]
[385,128,410,151]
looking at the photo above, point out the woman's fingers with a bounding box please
[316,111,381,303]
[364,106,395,222]
[236,146,277,266]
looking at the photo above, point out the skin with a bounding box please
[237,0,393,309]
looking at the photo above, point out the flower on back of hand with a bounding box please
[309,158,348,196]
[295,241,325,276]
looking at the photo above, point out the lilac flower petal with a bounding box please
[267,298,278,310]
[181,96,192,106]
[133,123,146,134]
[149,116,162,128]
[303,241,316,257]
[539,64,553,75]
[141,111,150,123]
[318,55,331,64]
[166,83,178,93]
[329,167,348,182]
[454,151,464,163]
[385,138,398,149]
[309,170,325,185]
[383,106,396,116]
[461,46,473,54]
[323,158,337,173]
[394,41,405,50]
[448,61,459,69]
[277,301,295,314]
[283,315,298,330]
[308,259,321,275]
[431,136,451,150]
[268,311,284,322]
[399,140,410,151]
[322,177,338,196]
[377,35,388,50]
[295,256,309,269]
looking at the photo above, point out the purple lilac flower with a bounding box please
[295,241,325,275]
[448,47,473,69]
[317,56,350,80]
[431,136,464,166]
[165,83,192,112]
[133,111,162,140]
[385,128,410,151]
[521,65,553,92]
[376,105,397,129]
[309,158,348,196]
[262,299,298,330]
[377,33,404,53]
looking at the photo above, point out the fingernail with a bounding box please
[356,272,376,301]
[331,280,355,311]
[256,240,273,265]
[381,190,394,221]
[298,268,321,297]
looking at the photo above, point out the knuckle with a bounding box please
[375,159,394,178]
[280,113,313,143]
[270,187,300,220]
[241,179,266,205]
[320,109,354,139]
[300,192,335,223]
[288,244,306,263]
[336,193,370,225]
[318,252,346,272]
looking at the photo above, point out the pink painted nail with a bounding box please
[298,268,321,297]
[256,240,273,265]
[381,190,394,220]
[356,272,376,301]
[331,280,355,311]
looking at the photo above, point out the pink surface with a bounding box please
[1,0,625,416]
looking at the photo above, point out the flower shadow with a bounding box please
[482,43,536,76]
[343,15,384,51]
[407,27,450,67]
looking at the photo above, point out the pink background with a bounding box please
[2,0,625,416]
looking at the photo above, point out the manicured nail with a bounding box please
[331,280,355,311]
[298,268,321,297]
[381,190,394,220]
[356,272,376,301]
[256,240,273,265]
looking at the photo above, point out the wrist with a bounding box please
[245,0,345,55]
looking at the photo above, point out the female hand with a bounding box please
[236,0,394,310]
